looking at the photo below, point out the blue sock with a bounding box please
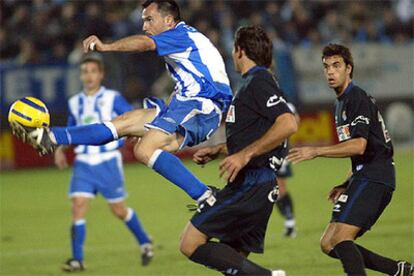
[51,122,117,145]
[71,220,86,261]
[125,208,151,245]
[150,150,208,200]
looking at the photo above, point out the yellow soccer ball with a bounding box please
[8,97,50,128]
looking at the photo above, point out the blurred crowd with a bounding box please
[1,0,413,102]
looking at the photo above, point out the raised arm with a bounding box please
[83,35,156,53]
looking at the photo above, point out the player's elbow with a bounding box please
[353,138,367,155]
[284,113,298,137]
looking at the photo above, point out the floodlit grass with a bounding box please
[1,151,412,275]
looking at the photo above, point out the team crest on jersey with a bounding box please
[226,105,235,123]
[336,124,351,141]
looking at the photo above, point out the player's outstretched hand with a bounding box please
[219,150,250,183]
[82,35,106,53]
[287,146,318,164]
[193,146,220,165]
[327,185,346,203]
[54,146,68,170]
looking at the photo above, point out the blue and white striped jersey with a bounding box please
[67,86,132,156]
[150,22,233,107]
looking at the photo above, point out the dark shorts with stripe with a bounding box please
[331,178,393,237]
[191,167,277,254]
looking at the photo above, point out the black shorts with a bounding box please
[331,178,393,237]
[191,167,277,254]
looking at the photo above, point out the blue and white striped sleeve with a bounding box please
[113,94,133,115]
[150,27,192,56]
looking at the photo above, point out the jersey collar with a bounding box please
[82,86,105,98]
[338,82,354,100]
[242,65,268,78]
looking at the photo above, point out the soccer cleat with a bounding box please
[271,269,286,276]
[283,227,297,238]
[61,258,85,272]
[393,261,413,276]
[9,121,55,155]
[141,243,154,266]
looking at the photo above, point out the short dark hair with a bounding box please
[142,0,181,22]
[234,26,273,68]
[322,43,354,78]
[81,56,104,71]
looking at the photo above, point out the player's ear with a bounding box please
[236,47,243,59]
[346,64,352,76]
[165,14,174,26]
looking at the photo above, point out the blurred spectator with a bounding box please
[0,0,412,100]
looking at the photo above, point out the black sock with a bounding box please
[328,244,398,274]
[328,249,339,259]
[189,241,271,276]
[355,244,399,274]
[333,240,366,276]
[275,193,294,221]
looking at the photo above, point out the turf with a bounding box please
[1,150,413,275]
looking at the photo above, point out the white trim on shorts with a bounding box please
[69,192,96,199]
[106,196,126,203]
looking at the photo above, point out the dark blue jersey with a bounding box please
[225,66,292,172]
[334,83,395,189]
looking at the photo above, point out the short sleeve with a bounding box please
[249,75,292,121]
[113,94,133,115]
[150,26,192,56]
[347,94,372,139]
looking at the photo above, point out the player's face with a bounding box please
[80,62,104,91]
[142,3,173,36]
[323,55,352,90]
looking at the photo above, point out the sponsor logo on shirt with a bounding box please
[266,95,286,107]
[336,124,351,141]
[351,115,370,126]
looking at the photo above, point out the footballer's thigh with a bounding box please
[71,196,91,222]
[112,108,157,137]
[133,129,184,164]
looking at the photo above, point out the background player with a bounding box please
[274,102,300,238]
[180,26,298,276]
[55,56,153,272]
[288,44,413,276]
[11,0,232,209]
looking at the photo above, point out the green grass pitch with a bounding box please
[1,150,413,275]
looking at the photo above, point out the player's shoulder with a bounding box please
[349,84,374,103]
[102,87,121,97]
[68,92,83,105]
[248,69,279,90]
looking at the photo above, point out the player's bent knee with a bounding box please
[179,238,198,257]
[320,239,332,254]
[133,142,153,165]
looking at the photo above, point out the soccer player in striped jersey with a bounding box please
[56,56,153,272]
[11,0,232,211]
